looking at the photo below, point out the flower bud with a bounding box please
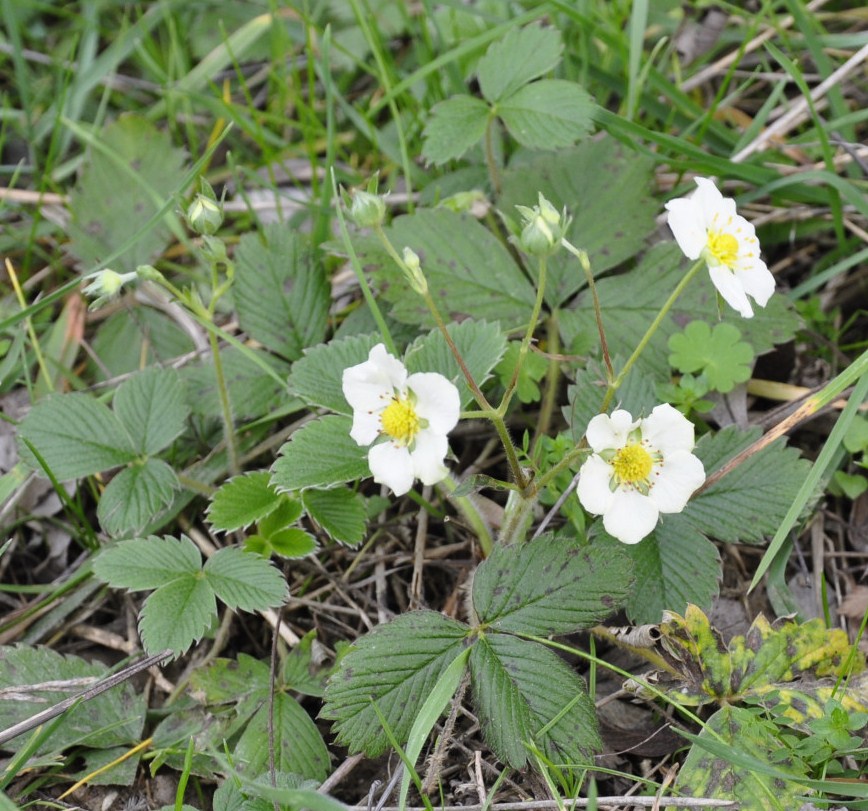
[402,246,428,295]
[348,189,386,228]
[82,268,138,310]
[186,178,223,236]
[516,193,569,257]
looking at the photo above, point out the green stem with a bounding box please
[531,313,560,458]
[483,114,501,196]
[561,239,613,381]
[601,257,705,412]
[331,169,396,355]
[499,255,548,415]
[208,328,239,476]
[436,474,494,557]
[498,488,536,546]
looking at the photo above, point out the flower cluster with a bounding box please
[342,344,460,496]
[577,404,705,544]
[665,177,775,318]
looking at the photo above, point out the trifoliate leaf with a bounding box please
[66,115,186,273]
[477,24,562,102]
[500,137,657,308]
[498,80,595,150]
[470,633,600,770]
[139,576,216,657]
[405,319,507,408]
[302,487,367,546]
[668,321,754,393]
[189,653,270,705]
[0,646,145,754]
[112,367,189,455]
[673,706,809,810]
[97,458,179,537]
[235,693,330,782]
[207,471,283,532]
[321,610,468,756]
[472,535,633,635]
[360,208,536,328]
[234,225,329,361]
[620,518,720,624]
[494,341,550,404]
[685,426,811,544]
[421,95,491,165]
[203,547,289,611]
[93,535,201,591]
[17,392,137,480]
[257,498,304,537]
[288,333,381,415]
[271,416,370,491]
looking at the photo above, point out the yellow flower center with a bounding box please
[612,443,653,484]
[381,397,420,443]
[705,231,739,267]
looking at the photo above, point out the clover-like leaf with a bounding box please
[421,95,491,166]
[477,24,563,103]
[668,321,754,393]
[207,471,283,532]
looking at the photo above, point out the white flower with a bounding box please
[577,404,705,544]
[81,268,138,310]
[342,344,460,496]
[665,177,775,318]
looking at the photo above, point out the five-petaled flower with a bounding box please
[577,403,705,544]
[342,344,460,496]
[665,177,775,318]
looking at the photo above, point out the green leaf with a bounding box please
[472,535,632,635]
[477,24,562,102]
[494,341,550,404]
[190,653,270,705]
[113,367,189,455]
[470,634,600,770]
[843,414,868,453]
[421,95,491,165]
[268,528,318,558]
[0,646,145,754]
[90,307,196,381]
[235,693,330,782]
[207,471,283,532]
[302,487,367,546]
[281,629,333,697]
[93,535,201,591]
[498,80,595,150]
[97,458,179,537]
[500,138,658,309]
[364,209,536,327]
[271,416,370,491]
[139,576,217,656]
[204,547,289,611]
[668,321,754,393]
[66,115,186,273]
[288,332,381,415]
[405,320,508,408]
[621,518,720,624]
[321,610,468,756]
[17,393,136,480]
[684,427,811,544]
[234,225,330,360]
[673,706,808,810]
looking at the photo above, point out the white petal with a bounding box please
[585,410,636,452]
[368,344,408,388]
[410,430,450,485]
[693,177,735,227]
[708,265,754,318]
[350,411,382,446]
[650,451,706,513]
[641,403,695,454]
[342,343,407,413]
[407,372,460,434]
[665,197,706,259]
[368,441,415,496]
[602,488,659,544]
[734,259,775,309]
[577,455,615,516]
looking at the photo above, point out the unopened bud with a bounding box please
[82,268,138,310]
[186,178,223,236]
[516,193,569,257]
[348,189,386,228]
[402,247,427,295]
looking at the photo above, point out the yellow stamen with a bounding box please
[612,443,653,484]
[706,231,739,267]
[381,397,420,443]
